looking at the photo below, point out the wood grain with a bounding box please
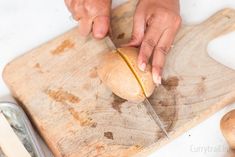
[3,1,235,156]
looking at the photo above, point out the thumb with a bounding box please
[93,16,110,39]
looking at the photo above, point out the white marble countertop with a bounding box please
[1,0,235,157]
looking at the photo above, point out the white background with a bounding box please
[1,0,235,156]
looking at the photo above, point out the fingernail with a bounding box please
[153,74,162,86]
[94,32,105,39]
[139,62,146,71]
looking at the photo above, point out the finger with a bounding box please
[69,0,83,21]
[64,0,73,10]
[157,29,176,55]
[152,29,175,85]
[152,47,165,85]
[92,16,110,39]
[78,18,93,37]
[65,0,80,20]
[108,25,113,37]
[71,14,81,21]
[123,13,145,47]
[138,24,163,71]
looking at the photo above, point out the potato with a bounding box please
[97,47,155,102]
[220,109,235,149]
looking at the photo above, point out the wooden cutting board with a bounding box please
[3,0,235,156]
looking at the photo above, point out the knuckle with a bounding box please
[139,54,147,63]
[174,15,182,26]
[140,52,151,61]
[151,8,182,26]
[84,1,91,11]
[130,34,140,43]
[155,8,170,18]
[72,14,80,21]
[84,0,110,16]
[157,46,169,55]
[140,47,154,62]
[152,64,163,73]
[131,31,143,43]
[83,0,90,8]
[169,14,182,27]
[131,34,138,41]
[154,62,163,67]
[143,38,157,48]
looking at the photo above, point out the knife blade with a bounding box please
[143,98,169,139]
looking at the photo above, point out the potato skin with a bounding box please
[97,47,155,102]
[97,50,145,102]
[220,110,235,149]
[117,47,155,97]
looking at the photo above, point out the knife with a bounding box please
[106,37,169,139]
[143,98,169,139]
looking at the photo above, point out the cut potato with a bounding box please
[97,47,155,102]
[117,47,155,97]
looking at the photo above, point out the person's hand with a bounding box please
[64,0,111,39]
[125,0,181,85]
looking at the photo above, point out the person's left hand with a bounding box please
[64,0,111,39]
[124,0,181,85]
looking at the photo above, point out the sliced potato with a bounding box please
[97,47,155,102]
[117,47,155,97]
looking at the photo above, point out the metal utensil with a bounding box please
[143,98,169,138]
[0,101,45,157]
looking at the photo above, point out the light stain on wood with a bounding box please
[47,89,80,104]
[93,143,141,157]
[121,145,141,157]
[95,144,105,155]
[91,122,97,128]
[89,68,98,78]
[196,77,206,95]
[34,63,43,73]
[34,63,41,69]
[51,40,74,55]
[159,100,169,107]
[82,83,91,91]
[68,108,94,127]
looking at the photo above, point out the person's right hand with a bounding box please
[64,0,111,39]
[124,0,181,85]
